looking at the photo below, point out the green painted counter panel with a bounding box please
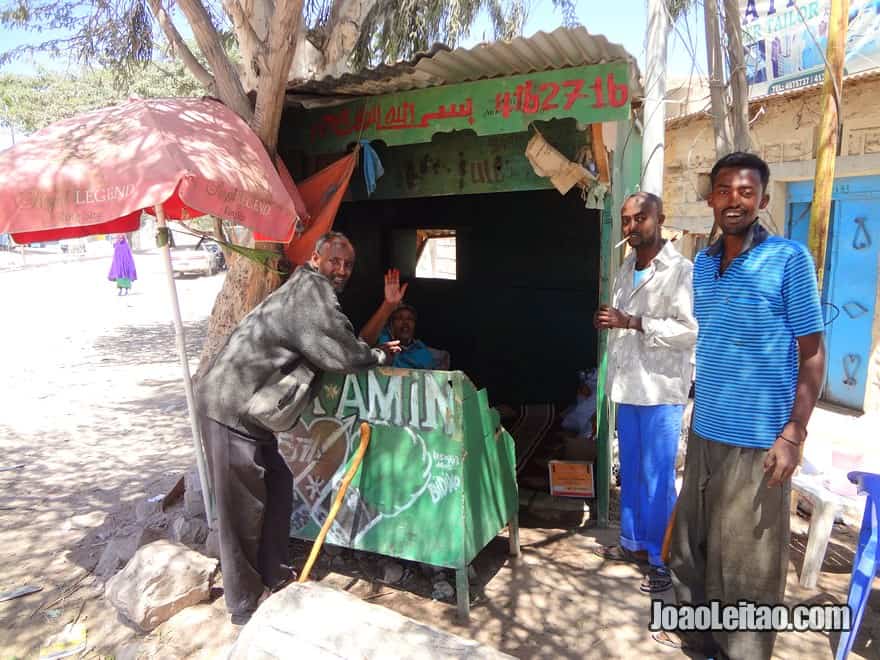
[279,368,519,574]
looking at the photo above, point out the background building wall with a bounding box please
[664,75,880,246]
[663,75,880,413]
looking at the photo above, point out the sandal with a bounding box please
[652,631,687,649]
[652,631,722,657]
[640,566,672,593]
[271,565,297,592]
[593,544,649,564]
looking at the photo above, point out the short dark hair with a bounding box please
[624,191,664,215]
[314,231,351,254]
[710,152,770,188]
[390,303,417,322]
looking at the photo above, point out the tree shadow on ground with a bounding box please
[89,320,207,368]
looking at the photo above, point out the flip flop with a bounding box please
[271,565,297,592]
[593,544,649,564]
[640,566,673,593]
[652,631,721,657]
[653,631,685,649]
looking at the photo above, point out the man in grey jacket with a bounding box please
[197,231,398,624]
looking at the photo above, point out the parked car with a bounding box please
[60,239,87,255]
[202,241,227,271]
[171,237,225,277]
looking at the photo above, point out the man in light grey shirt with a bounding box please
[593,192,697,593]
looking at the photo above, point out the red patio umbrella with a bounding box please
[0,97,308,522]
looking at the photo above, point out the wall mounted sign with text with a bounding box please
[296,62,632,153]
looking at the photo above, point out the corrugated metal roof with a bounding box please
[666,67,880,128]
[285,26,643,108]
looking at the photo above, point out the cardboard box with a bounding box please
[524,131,595,195]
[548,460,594,498]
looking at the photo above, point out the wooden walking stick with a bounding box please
[299,422,372,583]
[661,501,678,565]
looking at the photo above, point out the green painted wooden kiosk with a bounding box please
[278,27,644,619]
[278,367,519,618]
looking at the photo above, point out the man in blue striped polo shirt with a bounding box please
[664,153,826,659]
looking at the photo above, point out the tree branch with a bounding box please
[222,0,270,81]
[176,0,253,122]
[144,0,215,92]
[252,0,304,156]
[321,0,379,77]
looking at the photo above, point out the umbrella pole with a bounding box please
[155,204,216,527]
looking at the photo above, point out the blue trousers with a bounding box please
[617,403,683,566]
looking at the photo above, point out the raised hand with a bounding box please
[384,268,409,306]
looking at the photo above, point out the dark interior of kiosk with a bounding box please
[334,189,600,409]
[281,116,603,485]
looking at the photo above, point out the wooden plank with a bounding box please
[590,123,611,184]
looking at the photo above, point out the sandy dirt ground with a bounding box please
[0,251,877,659]
[0,251,225,658]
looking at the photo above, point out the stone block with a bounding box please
[228,582,513,659]
[171,516,209,547]
[105,540,218,632]
[184,468,206,519]
[96,526,164,578]
[205,529,221,560]
[135,496,164,523]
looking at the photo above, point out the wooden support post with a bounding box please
[455,567,470,622]
[591,124,611,185]
[595,120,640,528]
[808,0,849,293]
[508,515,521,558]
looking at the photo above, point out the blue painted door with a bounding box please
[824,200,878,408]
[787,178,880,410]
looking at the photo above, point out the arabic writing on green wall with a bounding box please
[296,62,631,153]
[347,119,591,200]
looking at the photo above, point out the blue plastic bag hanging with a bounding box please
[358,140,384,196]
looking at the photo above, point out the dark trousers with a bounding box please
[202,416,293,618]
[668,428,790,660]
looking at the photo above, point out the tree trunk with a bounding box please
[704,0,733,157]
[225,0,274,90]
[722,0,751,152]
[321,0,377,77]
[196,0,376,376]
[195,0,305,376]
[641,0,670,195]
[145,0,216,93]
[197,252,283,376]
[252,0,305,156]
[287,0,379,80]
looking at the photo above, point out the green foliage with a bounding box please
[666,0,693,21]
[347,0,577,70]
[0,58,204,134]
[1,0,156,81]
[2,0,578,100]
